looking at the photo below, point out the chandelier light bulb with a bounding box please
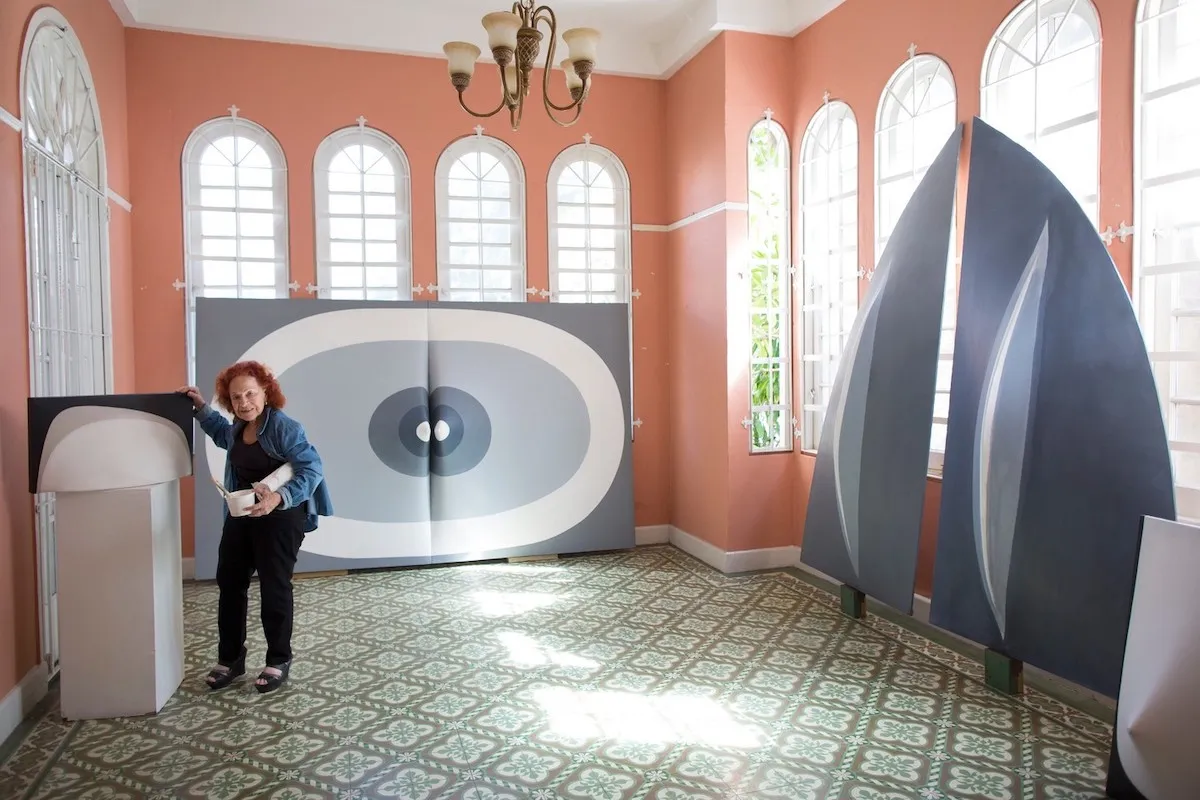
[561,58,583,91]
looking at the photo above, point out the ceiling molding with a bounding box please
[121,0,848,80]
[107,0,139,26]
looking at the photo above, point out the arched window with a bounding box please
[547,143,631,303]
[21,7,113,674]
[982,0,1101,225]
[747,117,793,451]
[876,53,958,469]
[435,135,526,301]
[314,126,411,300]
[182,115,289,382]
[799,100,858,452]
[1135,0,1200,522]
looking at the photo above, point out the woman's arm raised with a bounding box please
[177,386,234,450]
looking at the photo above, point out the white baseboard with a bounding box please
[634,525,670,545]
[182,557,195,580]
[665,526,798,574]
[0,662,48,747]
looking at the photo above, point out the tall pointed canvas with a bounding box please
[800,125,962,614]
[930,119,1176,698]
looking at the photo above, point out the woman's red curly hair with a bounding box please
[213,360,287,411]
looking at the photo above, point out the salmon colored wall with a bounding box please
[124,30,671,557]
[665,41,730,547]
[789,0,1140,595]
[0,1,132,705]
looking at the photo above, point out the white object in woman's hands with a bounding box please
[226,489,257,517]
[246,490,282,517]
[176,385,205,409]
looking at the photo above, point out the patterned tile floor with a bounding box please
[0,546,1114,799]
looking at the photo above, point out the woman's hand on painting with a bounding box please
[176,385,205,409]
[247,489,282,517]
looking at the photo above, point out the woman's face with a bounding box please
[228,375,266,422]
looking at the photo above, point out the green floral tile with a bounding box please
[1,546,1117,800]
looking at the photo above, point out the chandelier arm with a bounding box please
[457,86,507,119]
[543,97,584,128]
[532,5,581,113]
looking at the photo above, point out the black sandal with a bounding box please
[255,660,291,694]
[205,652,246,691]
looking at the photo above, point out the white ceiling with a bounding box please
[107,0,848,78]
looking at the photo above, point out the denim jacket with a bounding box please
[195,404,334,532]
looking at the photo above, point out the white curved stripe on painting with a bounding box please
[204,307,625,558]
[828,256,894,577]
[974,221,1050,639]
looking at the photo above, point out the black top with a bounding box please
[230,433,286,491]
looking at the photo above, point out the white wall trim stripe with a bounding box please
[0,105,21,132]
[107,188,132,213]
[0,661,48,748]
[633,201,750,234]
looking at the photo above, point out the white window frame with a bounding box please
[799,99,859,453]
[435,135,526,302]
[981,0,1102,226]
[747,117,794,453]
[547,143,631,303]
[181,115,290,384]
[1134,0,1200,523]
[547,142,635,433]
[313,125,412,300]
[20,6,114,676]
[875,53,958,474]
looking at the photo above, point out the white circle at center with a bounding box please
[415,420,431,443]
[433,419,450,442]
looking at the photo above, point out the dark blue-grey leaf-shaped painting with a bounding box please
[800,124,962,614]
[930,118,1176,698]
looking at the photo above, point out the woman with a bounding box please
[178,360,332,693]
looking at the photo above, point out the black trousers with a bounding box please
[215,507,306,667]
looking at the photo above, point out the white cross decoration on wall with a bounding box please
[356,116,367,130]
[474,125,485,137]
[823,91,831,104]
[907,42,918,59]
[583,133,592,145]
[764,108,774,121]
[228,104,240,119]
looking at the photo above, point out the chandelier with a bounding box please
[442,0,600,130]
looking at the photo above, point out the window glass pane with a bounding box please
[749,120,794,451]
[438,140,524,302]
[982,0,1100,226]
[1137,0,1200,521]
[184,119,289,382]
[875,56,957,460]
